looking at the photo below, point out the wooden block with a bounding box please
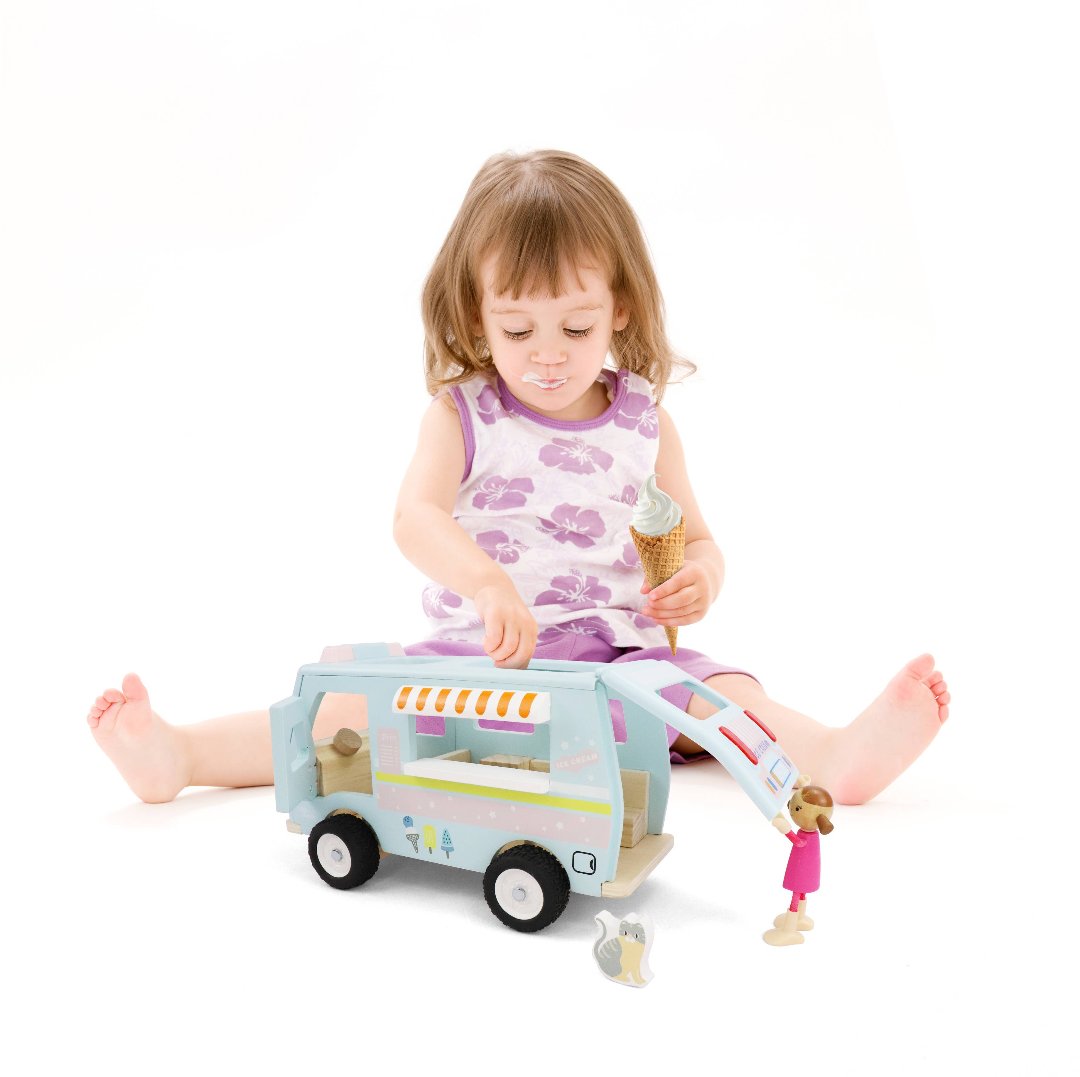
[332,728,364,755]
[316,732,372,796]
[529,759,550,773]
[621,807,646,849]
[620,769,649,811]
[480,754,532,770]
[436,748,472,763]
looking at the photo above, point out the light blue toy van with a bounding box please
[271,643,798,932]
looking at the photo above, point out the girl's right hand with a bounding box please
[474,583,538,669]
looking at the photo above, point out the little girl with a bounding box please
[87,149,950,805]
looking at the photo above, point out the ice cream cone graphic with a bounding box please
[630,474,685,655]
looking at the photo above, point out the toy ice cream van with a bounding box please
[270,643,799,932]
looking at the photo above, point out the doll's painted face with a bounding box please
[475,255,629,422]
[788,789,831,832]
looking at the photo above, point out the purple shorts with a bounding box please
[403,633,758,764]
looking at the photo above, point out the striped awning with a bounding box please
[393,684,550,725]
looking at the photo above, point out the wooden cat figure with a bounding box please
[592,909,655,988]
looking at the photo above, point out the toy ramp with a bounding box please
[599,661,798,819]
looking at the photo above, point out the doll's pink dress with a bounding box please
[783,829,820,894]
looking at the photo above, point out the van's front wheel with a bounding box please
[483,846,570,932]
[309,815,380,890]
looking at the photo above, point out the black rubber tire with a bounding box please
[308,814,380,890]
[483,845,571,932]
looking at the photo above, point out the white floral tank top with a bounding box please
[421,367,667,650]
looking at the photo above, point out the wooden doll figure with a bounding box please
[763,782,835,946]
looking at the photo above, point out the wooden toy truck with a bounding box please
[271,643,799,932]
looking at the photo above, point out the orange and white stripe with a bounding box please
[393,684,551,725]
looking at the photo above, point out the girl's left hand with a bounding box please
[639,562,719,627]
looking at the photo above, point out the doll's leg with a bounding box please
[88,675,366,803]
[774,896,813,930]
[671,654,950,804]
[763,899,805,946]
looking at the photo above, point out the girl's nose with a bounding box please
[531,342,567,365]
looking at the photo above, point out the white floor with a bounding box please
[4,3,1075,1074]
[36,704,1064,1073]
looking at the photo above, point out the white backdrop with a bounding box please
[2,2,1075,1073]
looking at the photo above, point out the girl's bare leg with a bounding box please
[671,654,950,804]
[88,675,367,803]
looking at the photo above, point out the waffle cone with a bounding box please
[630,517,686,654]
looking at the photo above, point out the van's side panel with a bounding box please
[279,669,623,899]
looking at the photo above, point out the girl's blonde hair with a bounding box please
[421,149,695,401]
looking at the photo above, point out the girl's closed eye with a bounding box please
[501,327,594,340]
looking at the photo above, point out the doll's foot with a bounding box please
[87,674,192,803]
[775,904,813,931]
[763,911,805,946]
[825,654,950,804]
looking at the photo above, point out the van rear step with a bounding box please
[601,833,674,899]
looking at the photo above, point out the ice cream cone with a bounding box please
[631,517,686,654]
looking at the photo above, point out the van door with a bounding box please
[599,661,799,819]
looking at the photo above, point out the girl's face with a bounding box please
[476,255,629,421]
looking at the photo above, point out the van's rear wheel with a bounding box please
[309,815,380,890]
[483,845,570,932]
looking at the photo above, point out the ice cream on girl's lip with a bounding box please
[521,372,568,390]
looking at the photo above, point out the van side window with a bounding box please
[609,699,628,744]
[477,717,534,735]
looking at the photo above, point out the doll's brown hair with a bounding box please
[799,785,835,835]
[420,149,695,401]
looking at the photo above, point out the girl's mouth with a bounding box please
[522,373,568,391]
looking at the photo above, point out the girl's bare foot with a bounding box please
[824,654,950,804]
[87,674,192,803]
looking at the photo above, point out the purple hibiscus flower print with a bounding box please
[422,586,463,619]
[612,540,641,570]
[538,617,617,647]
[538,436,614,475]
[608,483,638,506]
[536,503,606,548]
[535,570,613,611]
[472,475,534,511]
[476,384,510,425]
[476,530,529,564]
[613,391,658,438]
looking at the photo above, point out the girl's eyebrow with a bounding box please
[489,303,604,315]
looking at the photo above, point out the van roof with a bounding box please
[297,655,603,692]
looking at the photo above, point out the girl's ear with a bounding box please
[613,302,630,332]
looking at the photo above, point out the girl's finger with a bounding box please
[648,604,703,626]
[483,624,504,656]
[646,589,697,613]
[494,626,520,661]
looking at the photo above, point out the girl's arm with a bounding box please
[393,396,538,667]
[640,405,725,626]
